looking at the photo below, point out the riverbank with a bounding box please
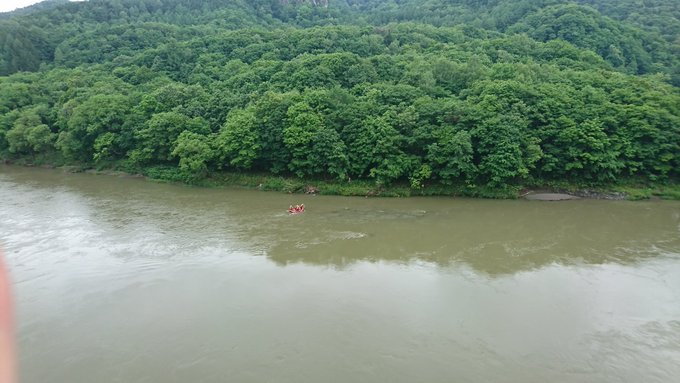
[71,167,680,201]
[108,165,521,199]
[3,162,679,200]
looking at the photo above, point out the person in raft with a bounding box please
[288,204,305,213]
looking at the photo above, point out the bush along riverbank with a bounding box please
[130,164,522,199]
[12,160,675,201]
[149,168,680,200]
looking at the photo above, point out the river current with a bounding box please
[1,165,679,382]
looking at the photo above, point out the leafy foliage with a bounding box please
[0,0,679,189]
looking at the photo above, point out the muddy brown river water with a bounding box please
[1,165,679,382]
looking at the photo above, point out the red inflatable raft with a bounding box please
[287,204,305,214]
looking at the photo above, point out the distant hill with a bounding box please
[0,0,678,190]
[1,0,678,81]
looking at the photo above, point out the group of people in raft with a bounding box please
[288,204,305,214]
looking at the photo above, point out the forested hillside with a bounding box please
[1,0,679,193]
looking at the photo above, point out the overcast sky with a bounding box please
[0,0,42,13]
[0,0,84,13]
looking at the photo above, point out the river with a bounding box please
[1,165,679,383]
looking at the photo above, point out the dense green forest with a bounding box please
[1,0,679,194]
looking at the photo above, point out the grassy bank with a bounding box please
[138,165,520,198]
[137,165,680,200]
[610,184,680,200]
[4,160,679,200]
